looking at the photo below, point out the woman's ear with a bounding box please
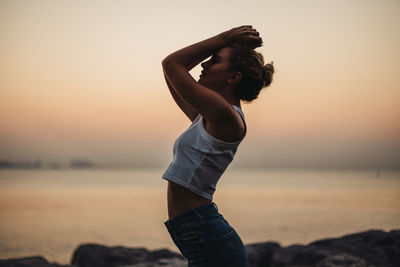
[227,71,242,85]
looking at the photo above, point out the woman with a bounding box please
[162,25,274,266]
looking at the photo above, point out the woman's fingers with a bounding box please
[225,25,262,47]
[242,28,260,37]
[237,25,253,30]
[234,25,256,34]
[240,30,262,46]
[251,37,263,48]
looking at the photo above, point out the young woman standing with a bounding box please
[162,25,274,266]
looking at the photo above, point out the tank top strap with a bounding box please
[232,105,244,119]
[232,105,247,140]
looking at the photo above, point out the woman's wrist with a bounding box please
[217,30,233,46]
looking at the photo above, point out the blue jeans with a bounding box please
[164,203,248,267]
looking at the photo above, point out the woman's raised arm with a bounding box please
[164,74,199,122]
[162,26,262,124]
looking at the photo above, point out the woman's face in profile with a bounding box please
[198,47,233,90]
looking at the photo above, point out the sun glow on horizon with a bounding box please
[1,0,399,168]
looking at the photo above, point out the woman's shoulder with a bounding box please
[201,105,245,143]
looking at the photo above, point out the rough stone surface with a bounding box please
[0,256,73,267]
[246,229,400,267]
[70,244,185,267]
[1,229,399,267]
[246,242,280,267]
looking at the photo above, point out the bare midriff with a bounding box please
[167,181,211,219]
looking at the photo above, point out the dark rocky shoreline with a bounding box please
[1,229,399,267]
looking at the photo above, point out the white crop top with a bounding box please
[162,105,246,200]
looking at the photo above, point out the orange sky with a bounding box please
[1,0,399,169]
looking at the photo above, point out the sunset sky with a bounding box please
[1,0,399,169]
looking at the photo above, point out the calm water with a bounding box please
[0,168,399,264]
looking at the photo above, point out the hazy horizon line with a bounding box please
[0,159,399,172]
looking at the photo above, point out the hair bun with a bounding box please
[263,61,274,87]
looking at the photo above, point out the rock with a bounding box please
[247,229,400,267]
[0,256,73,267]
[272,244,324,266]
[2,229,399,267]
[70,244,185,267]
[316,254,367,267]
[246,242,280,267]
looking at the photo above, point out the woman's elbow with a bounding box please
[162,57,178,77]
[162,56,173,69]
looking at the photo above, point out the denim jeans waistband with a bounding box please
[164,202,219,230]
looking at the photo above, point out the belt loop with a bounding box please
[192,208,205,224]
[212,202,218,212]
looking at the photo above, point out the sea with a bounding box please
[0,168,399,264]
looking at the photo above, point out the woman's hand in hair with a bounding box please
[221,25,263,49]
